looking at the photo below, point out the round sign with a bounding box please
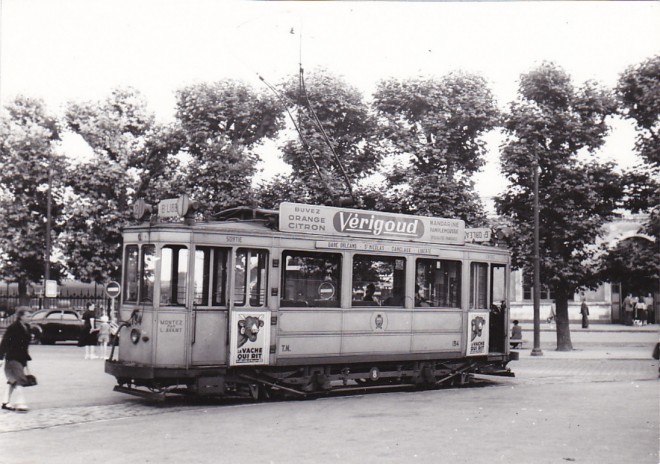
[105,281,121,299]
[318,282,336,300]
[176,194,190,217]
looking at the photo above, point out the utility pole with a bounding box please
[44,157,52,309]
[531,158,543,356]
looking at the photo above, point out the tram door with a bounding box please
[489,264,507,353]
[191,247,229,365]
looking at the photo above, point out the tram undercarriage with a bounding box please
[107,356,515,401]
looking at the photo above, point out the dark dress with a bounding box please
[77,310,97,347]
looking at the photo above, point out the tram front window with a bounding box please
[234,249,267,307]
[124,245,139,302]
[140,245,156,303]
[352,255,406,307]
[415,259,461,308]
[194,247,228,306]
[161,246,189,306]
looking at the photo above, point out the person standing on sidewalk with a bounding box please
[622,294,634,326]
[0,309,32,412]
[78,302,98,359]
[580,298,590,329]
[644,294,654,325]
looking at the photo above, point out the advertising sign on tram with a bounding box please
[466,311,490,356]
[229,311,271,366]
[279,202,465,245]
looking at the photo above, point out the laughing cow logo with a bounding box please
[470,316,485,341]
[238,315,265,348]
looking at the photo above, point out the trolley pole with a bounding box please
[531,159,543,356]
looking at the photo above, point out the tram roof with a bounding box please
[124,216,507,255]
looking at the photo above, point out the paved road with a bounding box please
[0,325,657,463]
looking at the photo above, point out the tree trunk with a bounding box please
[17,278,31,307]
[554,285,574,351]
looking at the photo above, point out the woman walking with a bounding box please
[0,309,33,412]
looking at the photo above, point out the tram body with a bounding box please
[106,202,516,399]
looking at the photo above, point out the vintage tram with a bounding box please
[105,199,516,399]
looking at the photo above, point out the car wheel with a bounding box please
[30,329,42,344]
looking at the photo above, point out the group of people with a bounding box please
[0,302,113,413]
[78,302,113,360]
[544,300,589,327]
[622,293,654,326]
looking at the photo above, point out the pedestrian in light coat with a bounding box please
[622,294,634,326]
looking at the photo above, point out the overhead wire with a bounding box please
[257,74,335,200]
[219,17,348,203]
[299,66,356,204]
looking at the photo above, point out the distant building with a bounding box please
[508,214,658,324]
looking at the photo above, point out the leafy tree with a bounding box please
[599,233,659,298]
[371,72,499,223]
[616,55,660,168]
[256,68,380,207]
[175,80,284,216]
[496,63,622,350]
[62,88,181,282]
[598,56,660,297]
[0,96,65,303]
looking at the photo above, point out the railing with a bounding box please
[0,295,110,318]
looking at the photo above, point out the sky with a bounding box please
[1,0,659,200]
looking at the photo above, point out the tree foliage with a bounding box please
[258,68,380,207]
[62,88,180,282]
[616,55,660,168]
[598,56,660,295]
[496,62,622,350]
[0,96,65,301]
[175,80,284,215]
[371,72,499,223]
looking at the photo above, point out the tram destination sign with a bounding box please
[464,228,491,243]
[280,202,465,245]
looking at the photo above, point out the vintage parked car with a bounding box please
[30,309,84,344]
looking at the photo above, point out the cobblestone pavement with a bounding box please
[1,358,657,434]
[0,401,211,434]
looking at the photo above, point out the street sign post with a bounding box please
[45,280,58,298]
[105,281,121,321]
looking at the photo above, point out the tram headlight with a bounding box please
[130,329,141,344]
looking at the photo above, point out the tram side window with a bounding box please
[415,259,461,308]
[161,246,189,306]
[124,245,139,302]
[470,262,488,309]
[140,245,156,303]
[281,251,341,307]
[234,249,268,307]
[491,264,506,309]
[193,247,228,306]
[352,255,406,307]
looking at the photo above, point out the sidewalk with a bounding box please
[518,322,659,333]
[513,322,658,360]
